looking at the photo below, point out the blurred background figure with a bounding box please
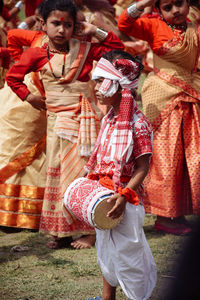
[0,1,47,230]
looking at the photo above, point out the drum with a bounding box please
[63,177,122,230]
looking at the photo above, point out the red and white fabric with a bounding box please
[92,57,139,97]
[87,58,153,193]
[63,177,113,227]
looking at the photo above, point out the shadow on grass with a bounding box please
[144,224,165,240]
[0,228,74,266]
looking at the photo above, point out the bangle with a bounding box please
[15,1,23,10]
[95,28,108,41]
[118,187,139,206]
[17,21,28,30]
[127,2,144,19]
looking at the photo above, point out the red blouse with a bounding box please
[0,47,10,68]
[118,9,175,53]
[6,32,124,100]
[7,29,45,61]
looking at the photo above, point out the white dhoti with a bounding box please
[95,204,157,300]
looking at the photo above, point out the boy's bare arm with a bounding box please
[126,154,151,191]
[107,154,151,219]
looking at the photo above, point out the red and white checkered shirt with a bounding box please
[86,104,153,199]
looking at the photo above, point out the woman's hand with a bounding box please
[75,21,97,38]
[106,194,126,219]
[136,0,156,11]
[26,94,46,111]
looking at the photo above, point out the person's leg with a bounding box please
[102,277,116,300]
[70,234,96,249]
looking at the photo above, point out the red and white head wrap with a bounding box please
[92,57,141,97]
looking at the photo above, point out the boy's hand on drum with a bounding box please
[107,194,126,219]
[26,93,46,111]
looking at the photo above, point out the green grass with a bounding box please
[0,215,196,300]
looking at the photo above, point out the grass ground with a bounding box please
[0,214,196,300]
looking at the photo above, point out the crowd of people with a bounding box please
[0,0,200,299]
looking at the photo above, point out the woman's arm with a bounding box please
[117,0,157,43]
[2,1,24,21]
[75,21,124,61]
[6,47,47,110]
[7,29,42,61]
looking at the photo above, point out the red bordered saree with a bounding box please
[142,23,200,217]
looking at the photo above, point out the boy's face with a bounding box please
[43,10,74,50]
[159,0,189,25]
[94,78,121,106]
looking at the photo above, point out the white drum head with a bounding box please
[92,195,122,230]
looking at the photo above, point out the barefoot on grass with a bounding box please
[71,234,96,249]
[47,236,73,249]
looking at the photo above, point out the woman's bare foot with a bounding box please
[71,234,96,249]
[47,236,73,249]
[155,216,191,235]
[156,216,190,227]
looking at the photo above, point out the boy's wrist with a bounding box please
[118,187,139,205]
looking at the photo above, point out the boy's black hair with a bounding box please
[102,50,144,80]
[41,0,77,26]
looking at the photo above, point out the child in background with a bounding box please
[118,0,200,235]
[17,1,45,30]
[6,0,124,249]
[80,49,156,300]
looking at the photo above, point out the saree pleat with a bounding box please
[0,80,47,229]
[0,34,48,229]
[143,24,200,217]
[39,112,94,237]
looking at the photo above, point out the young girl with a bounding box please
[118,0,200,235]
[6,0,124,249]
[65,49,157,300]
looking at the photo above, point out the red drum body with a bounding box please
[63,177,122,230]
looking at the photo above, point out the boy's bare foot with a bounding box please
[71,234,96,249]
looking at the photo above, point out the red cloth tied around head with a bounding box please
[92,57,143,97]
[118,187,139,206]
[114,58,141,81]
